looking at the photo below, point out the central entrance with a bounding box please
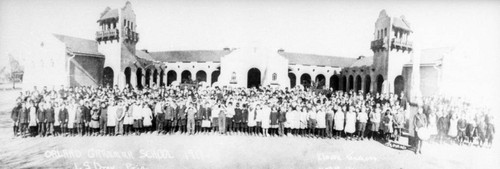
[247,68,261,88]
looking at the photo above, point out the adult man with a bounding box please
[413,107,428,154]
[19,101,30,136]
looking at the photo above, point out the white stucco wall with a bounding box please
[23,34,67,90]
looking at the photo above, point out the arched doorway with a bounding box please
[196,70,207,82]
[136,68,143,89]
[166,70,176,86]
[181,70,191,83]
[247,68,261,88]
[364,75,371,94]
[394,75,405,96]
[355,75,362,92]
[153,69,158,86]
[103,67,114,88]
[342,76,347,92]
[300,73,311,88]
[315,74,326,89]
[211,71,220,85]
[124,67,131,87]
[145,69,151,88]
[159,70,164,86]
[330,75,339,91]
[348,75,354,91]
[288,73,296,88]
[376,74,384,94]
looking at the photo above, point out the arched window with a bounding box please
[272,73,277,81]
[230,72,237,84]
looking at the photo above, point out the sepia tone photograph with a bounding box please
[0,0,499,168]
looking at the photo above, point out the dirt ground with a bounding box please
[0,90,498,169]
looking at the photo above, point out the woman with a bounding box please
[345,106,357,140]
[218,104,226,135]
[334,105,345,139]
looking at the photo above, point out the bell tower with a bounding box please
[370,10,413,94]
[96,1,139,89]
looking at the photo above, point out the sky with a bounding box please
[1,0,500,107]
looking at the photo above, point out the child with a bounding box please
[334,105,345,139]
[345,106,357,140]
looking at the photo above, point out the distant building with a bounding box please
[23,2,458,97]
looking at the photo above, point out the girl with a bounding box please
[307,107,317,137]
[382,110,393,142]
[123,103,134,135]
[357,106,368,140]
[142,102,153,134]
[334,105,345,139]
[247,104,256,135]
[68,101,77,136]
[261,103,271,137]
[345,106,357,140]
[300,107,308,137]
[90,104,101,136]
[270,105,279,136]
[316,106,326,138]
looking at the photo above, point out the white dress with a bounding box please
[316,110,326,129]
[261,107,271,129]
[247,108,256,127]
[107,106,117,126]
[142,107,153,127]
[300,111,308,129]
[344,112,356,133]
[67,106,76,128]
[54,107,61,126]
[334,111,345,131]
[285,110,294,128]
[448,117,458,137]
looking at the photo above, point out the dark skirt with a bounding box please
[133,119,143,128]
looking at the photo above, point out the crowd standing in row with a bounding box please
[10,83,495,154]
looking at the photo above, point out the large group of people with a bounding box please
[9,83,495,154]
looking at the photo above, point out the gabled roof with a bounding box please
[393,16,412,32]
[278,52,357,67]
[148,50,231,62]
[52,34,104,57]
[350,56,373,67]
[98,8,118,21]
[406,47,454,66]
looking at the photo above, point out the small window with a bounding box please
[272,73,277,81]
[231,72,237,81]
